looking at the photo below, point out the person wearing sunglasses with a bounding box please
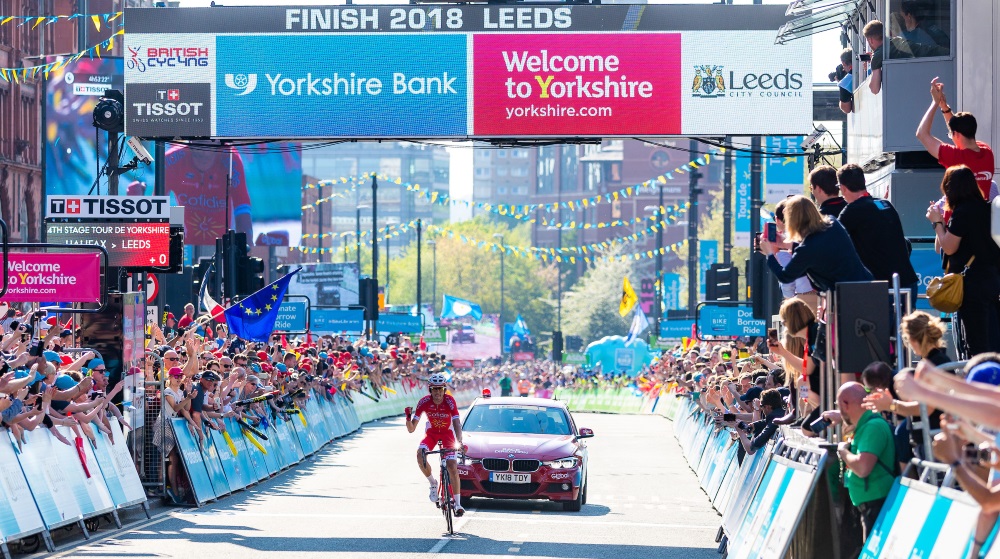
[405,372,465,516]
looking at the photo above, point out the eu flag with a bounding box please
[224,269,300,342]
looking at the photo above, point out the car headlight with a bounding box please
[543,457,579,469]
[458,455,479,466]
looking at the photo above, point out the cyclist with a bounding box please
[406,373,466,516]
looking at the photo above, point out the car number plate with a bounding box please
[490,472,531,483]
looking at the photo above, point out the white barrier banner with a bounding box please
[0,436,46,541]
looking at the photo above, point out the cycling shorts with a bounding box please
[420,430,458,460]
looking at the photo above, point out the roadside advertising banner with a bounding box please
[1,252,102,303]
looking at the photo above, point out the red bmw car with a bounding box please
[457,396,594,511]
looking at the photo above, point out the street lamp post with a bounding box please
[356,204,370,274]
[370,175,378,339]
[385,233,390,306]
[416,219,422,318]
[494,233,504,358]
[428,240,437,317]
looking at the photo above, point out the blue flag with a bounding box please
[224,269,300,342]
[441,294,483,320]
[513,314,530,336]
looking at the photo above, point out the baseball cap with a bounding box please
[166,313,176,320]
[202,371,221,382]
[60,329,73,338]
[276,363,287,373]
[89,358,106,370]
[167,367,185,378]
[250,362,262,373]
[740,386,763,403]
[967,362,1000,386]
[43,350,60,363]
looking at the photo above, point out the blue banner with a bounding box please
[697,304,766,338]
[734,152,752,245]
[910,244,941,311]
[312,308,365,333]
[274,301,308,332]
[377,313,423,334]
[662,273,681,311]
[763,136,806,203]
[699,240,719,296]
[216,34,468,138]
[659,319,693,339]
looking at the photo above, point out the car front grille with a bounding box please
[481,481,540,495]
[512,459,540,472]
[482,458,510,471]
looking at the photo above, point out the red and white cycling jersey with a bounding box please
[413,394,459,433]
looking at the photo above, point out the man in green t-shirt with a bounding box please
[498,372,512,397]
[836,382,897,543]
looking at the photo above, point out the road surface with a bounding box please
[45,413,721,559]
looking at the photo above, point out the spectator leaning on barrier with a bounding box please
[926,165,1000,357]
[837,163,919,300]
[759,195,873,293]
[809,165,847,218]
[835,382,897,543]
[726,388,787,456]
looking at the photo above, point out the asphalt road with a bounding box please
[45,413,721,559]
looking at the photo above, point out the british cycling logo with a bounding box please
[224,73,258,96]
[691,65,725,98]
[127,46,146,73]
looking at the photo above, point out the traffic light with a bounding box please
[565,335,583,352]
[359,278,379,321]
[511,338,522,352]
[706,264,740,302]
[551,330,563,361]
[237,256,265,296]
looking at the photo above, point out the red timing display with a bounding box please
[45,222,171,268]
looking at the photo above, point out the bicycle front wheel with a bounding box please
[441,472,453,535]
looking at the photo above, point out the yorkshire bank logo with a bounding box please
[225,73,258,96]
[691,65,725,98]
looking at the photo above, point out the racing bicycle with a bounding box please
[422,444,464,535]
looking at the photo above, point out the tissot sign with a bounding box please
[124,4,811,139]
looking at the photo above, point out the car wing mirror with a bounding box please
[576,428,594,440]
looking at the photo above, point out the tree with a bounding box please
[379,216,556,335]
[560,246,637,344]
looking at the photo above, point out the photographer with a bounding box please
[831,48,854,114]
[759,195,873,293]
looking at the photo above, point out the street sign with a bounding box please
[312,308,365,333]
[422,327,448,344]
[562,352,587,365]
[274,301,308,332]
[696,303,766,338]
[377,313,422,334]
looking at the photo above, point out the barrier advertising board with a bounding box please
[124,4,811,139]
[1,252,102,303]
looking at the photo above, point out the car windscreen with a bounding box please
[463,404,572,436]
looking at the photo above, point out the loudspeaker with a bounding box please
[834,281,891,373]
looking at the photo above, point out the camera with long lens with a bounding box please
[828,63,848,83]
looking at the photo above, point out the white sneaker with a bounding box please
[428,479,439,504]
[454,504,465,517]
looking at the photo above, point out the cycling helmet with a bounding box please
[428,373,448,387]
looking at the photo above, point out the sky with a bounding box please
[173,0,841,221]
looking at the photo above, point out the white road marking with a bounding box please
[508,547,521,552]
[428,507,477,553]
[38,510,177,559]
[187,510,717,529]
